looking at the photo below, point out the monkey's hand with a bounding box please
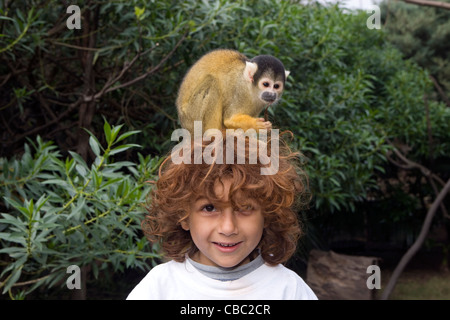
[224,114,272,132]
[255,118,272,130]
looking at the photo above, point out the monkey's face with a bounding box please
[248,55,289,106]
[256,76,284,105]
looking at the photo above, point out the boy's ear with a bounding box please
[180,220,190,231]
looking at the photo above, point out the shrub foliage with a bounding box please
[1,0,449,298]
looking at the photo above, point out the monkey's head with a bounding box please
[244,55,290,105]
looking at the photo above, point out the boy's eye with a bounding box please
[201,204,216,212]
[238,205,254,213]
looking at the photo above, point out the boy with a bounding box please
[127,131,317,299]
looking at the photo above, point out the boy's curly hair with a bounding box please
[142,130,310,266]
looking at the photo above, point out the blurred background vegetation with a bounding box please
[0,0,449,299]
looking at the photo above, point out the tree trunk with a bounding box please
[76,6,99,160]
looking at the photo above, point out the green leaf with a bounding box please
[67,197,86,220]
[110,124,124,143]
[134,6,145,20]
[2,266,22,294]
[75,164,87,177]
[109,144,140,156]
[89,136,101,157]
[4,198,30,221]
[97,177,122,191]
[115,130,141,144]
[126,253,135,268]
[0,232,26,245]
[3,197,24,211]
[329,177,341,187]
[69,151,88,168]
[65,157,75,173]
[91,168,102,188]
[104,121,112,145]
[0,247,27,255]
[0,16,15,22]
[35,195,48,212]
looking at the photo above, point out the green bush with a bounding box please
[1,0,450,298]
[380,0,450,101]
[0,121,161,298]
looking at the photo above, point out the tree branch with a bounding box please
[12,275,50,287]
[86,31,188,102]
[6,99,81,145]
[87,45,159,102]
[429,75,450,108]
[401,0,450,10]
[386,140,446,187]
[386,140,449,218]
[381,178,450,299]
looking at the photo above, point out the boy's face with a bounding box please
[181,178,264,268]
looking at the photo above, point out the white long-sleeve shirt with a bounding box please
[127,258,318,300]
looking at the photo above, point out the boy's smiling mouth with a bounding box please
[212,241,243,252]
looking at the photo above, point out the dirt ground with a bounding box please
[377,249,450,300]
[380,268,450,300]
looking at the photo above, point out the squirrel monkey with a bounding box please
[176,49,290,134]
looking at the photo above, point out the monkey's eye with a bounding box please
[263,82,270,87]
[274,84,280,89]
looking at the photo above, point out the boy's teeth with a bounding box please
[218,243,236,247]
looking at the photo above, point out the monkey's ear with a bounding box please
[244,61,258,83]
[285,70,291,79]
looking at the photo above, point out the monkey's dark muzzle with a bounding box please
[261,92,277,103]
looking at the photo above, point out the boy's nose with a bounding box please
[218,209,238,236]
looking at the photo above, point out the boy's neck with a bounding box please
[186,252,264,281]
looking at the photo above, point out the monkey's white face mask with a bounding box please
[244,61,290,105]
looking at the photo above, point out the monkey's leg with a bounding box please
[194,78,223,132]
[178,76,222,134]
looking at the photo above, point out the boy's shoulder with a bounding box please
[126,260,182,300]
[270,263,308,284]
[147,259,179,275]
[258,263,317,298]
